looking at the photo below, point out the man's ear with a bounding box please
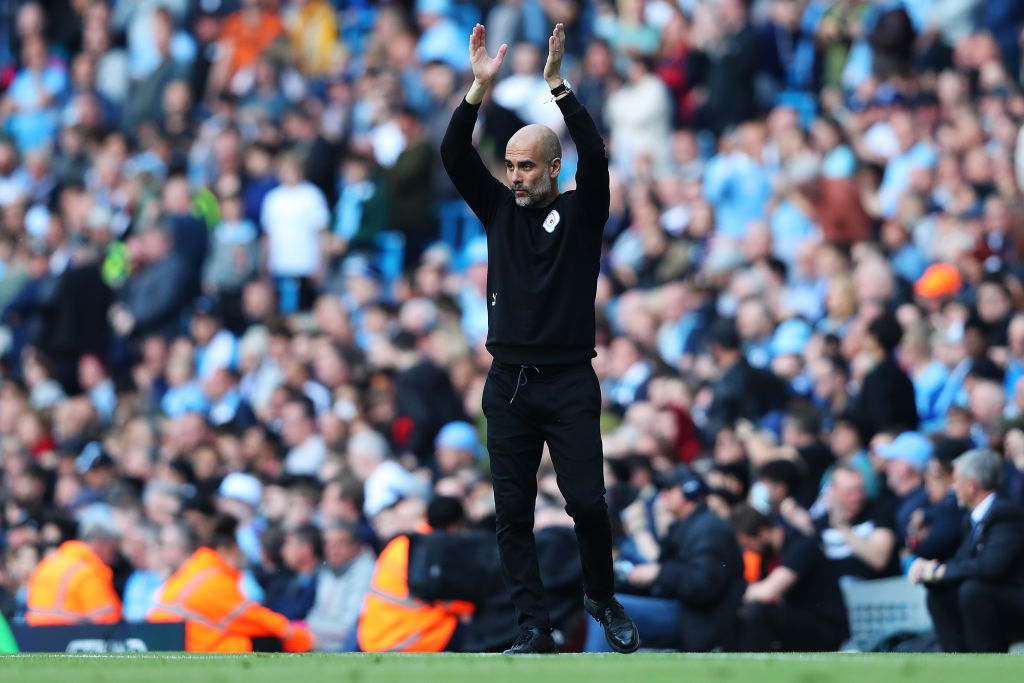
[549,157,561,177]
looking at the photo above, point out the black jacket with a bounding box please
[440,92,608,365]
[649,503,746,651]
[853,355,918,438]
[704,358,787,440]
[939,497,1024,585]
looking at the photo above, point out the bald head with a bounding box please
[505,125,562,208]
[509,124,561,164]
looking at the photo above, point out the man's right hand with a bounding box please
[466,24,506,104]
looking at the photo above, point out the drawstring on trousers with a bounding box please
[509,364,539,404]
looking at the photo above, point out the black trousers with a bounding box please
[736,601,846,652]
[926,579,1024,652]
[483,360,614,630]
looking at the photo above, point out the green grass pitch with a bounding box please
[1,652,1022,683]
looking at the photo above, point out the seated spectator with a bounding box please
[586,470,744,652]
[149,515,313,653]
[434,421,483,478]
[348,430,431,517]
[703,320,787,442]
[305,521,376,652]
[819,411,879,500]
[271,523,321,620]
[281,394,328,477]
[814,465,899,580]
[877,431,932,543]
[904,441,967,564]
[753,459,814,534]
[909,449,1024,652]
[732,504,849,652]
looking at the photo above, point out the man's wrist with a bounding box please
[546,76,564,89]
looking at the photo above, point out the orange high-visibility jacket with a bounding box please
[26,540,121,625]
[148,547,313,653]
[357,524,475,652]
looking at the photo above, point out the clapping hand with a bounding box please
[544,23,566,88]
[469,23,506,86]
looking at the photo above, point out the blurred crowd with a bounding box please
[3,0,1024,654]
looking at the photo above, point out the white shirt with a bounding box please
[971,492,997,526]
[261,181,329,277]
[364,460,430,516]
[284,434,328,477]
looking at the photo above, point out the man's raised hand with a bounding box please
[469,23,507,86]
[544,23,566,88]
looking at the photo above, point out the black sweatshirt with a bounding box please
[440,92,609,365]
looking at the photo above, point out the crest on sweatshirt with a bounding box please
[543,210,560,233]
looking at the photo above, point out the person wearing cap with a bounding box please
[878,431,932,542]
[434,420,483,477]
[149,515,314,652]
[914,263,962,312]
[25,512,122,625]
[75,441,117,503]
[440,23,638,654]
[909,449,1024,652]
[217,472,265,566]
[584,469,745,652]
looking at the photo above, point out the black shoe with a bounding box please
[584,596,640,654]
[502,627,558,655]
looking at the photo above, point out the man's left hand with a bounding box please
[543,23,566,88]
[628,563,660,586]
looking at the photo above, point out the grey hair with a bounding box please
[954,449,1003,492]
[79,515,121,541]
[348,430,391,462]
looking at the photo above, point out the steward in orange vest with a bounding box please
[357,498,475,652]
[26,517,122,625]
[148,514,313,652]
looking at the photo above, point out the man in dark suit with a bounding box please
[909,449,1024,652]
[584,470,746,652]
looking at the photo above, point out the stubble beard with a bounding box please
[513,169,552,207]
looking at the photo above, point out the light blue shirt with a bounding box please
[703,152,773,240]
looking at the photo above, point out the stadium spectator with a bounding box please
[813,464,899,580]
[305,521,375,652]
[272,523,321,620]
[357,496,474,652]
[877,431,932,542]
[587,469,744,652]
[149,514,313,652]
[732,504,849,652]
[3,0,1024,656]
[26,512,122,625]
[909,449,1024,652]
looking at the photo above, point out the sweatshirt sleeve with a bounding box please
[440,99,508,228]
[556,92,609,229]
